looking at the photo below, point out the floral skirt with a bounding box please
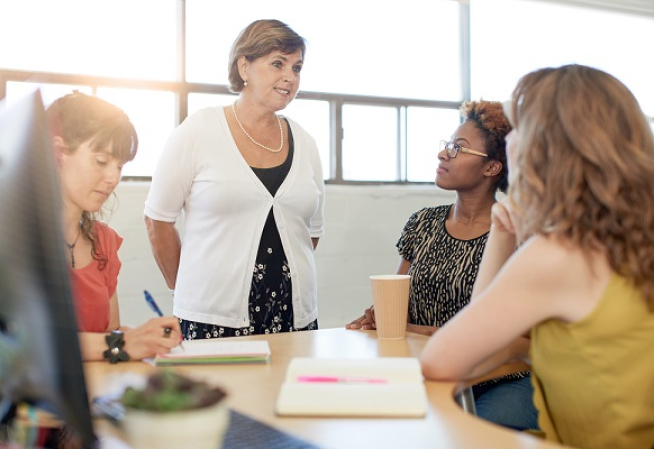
[180,258,318,340]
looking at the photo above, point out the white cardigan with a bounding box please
[144,106,325,328]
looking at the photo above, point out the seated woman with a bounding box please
[46,92,181,362]
[420,65,654,449]
[347,100,537,431]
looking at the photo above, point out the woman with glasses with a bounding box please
[347,100,537,431]
[420,65,654,448]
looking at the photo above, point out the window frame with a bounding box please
[2,1,653,184]
[0,0,469,184]
[0,68,463,184]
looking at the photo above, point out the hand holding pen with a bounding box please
[119,315,182,360]
[144,290,184,350]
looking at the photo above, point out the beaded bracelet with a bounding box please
[103,330,130,364]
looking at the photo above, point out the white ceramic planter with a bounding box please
[122,402,229,449]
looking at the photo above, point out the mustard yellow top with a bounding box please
[530,274,654,449]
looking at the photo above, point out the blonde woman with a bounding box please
[420,65,654,448]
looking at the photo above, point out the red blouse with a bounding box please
[69,222,122,332]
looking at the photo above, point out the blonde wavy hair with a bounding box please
[505,64,654,310]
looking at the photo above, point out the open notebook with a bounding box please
[154,340,271,366]
[275,357,428,418]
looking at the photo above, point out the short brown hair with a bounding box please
[459,100,511,193]
[227,19,306,93]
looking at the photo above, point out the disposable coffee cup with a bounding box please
[370,274,410,339]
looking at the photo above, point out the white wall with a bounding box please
[111,182,455,330]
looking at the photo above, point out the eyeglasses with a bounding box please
[439,140,488,158]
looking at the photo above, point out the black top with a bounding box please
[250,119,294,195]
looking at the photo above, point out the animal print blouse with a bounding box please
[397,204,528,384]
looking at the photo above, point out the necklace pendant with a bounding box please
[65,225,81,269]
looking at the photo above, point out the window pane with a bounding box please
[470,0,654,115]
[97,88,176,177]
[186,0,461,100]
[407,107,461,182]
[188,93,236,116]
[4,82,91,110]
[342,105,398,181]
[0,0,177,80]
[283,99,330,179]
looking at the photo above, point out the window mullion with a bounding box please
[330,100,344,182]
[398,106,407,182]
[175,0,188,124]
[459,0,471,101]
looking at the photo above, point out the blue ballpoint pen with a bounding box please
[144,290,164,316]
[144,290,184,349]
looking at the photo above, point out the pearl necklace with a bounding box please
[232,102,284,153]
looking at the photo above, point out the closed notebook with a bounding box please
[154,340,271,366]
[275,357,428,418]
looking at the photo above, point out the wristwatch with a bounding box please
[103,329,130,364]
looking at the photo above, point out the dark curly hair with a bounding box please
[459,100,511,193]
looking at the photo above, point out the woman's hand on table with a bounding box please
[345,306,376,330]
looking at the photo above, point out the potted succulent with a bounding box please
[120,370,229,449]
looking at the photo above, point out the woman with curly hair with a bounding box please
[348,100,538,430]
[47,92,181,362]
[421,65,654,448]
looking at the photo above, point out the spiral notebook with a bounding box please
[153,340,271,366]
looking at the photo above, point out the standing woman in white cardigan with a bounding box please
[144,19,325,340]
